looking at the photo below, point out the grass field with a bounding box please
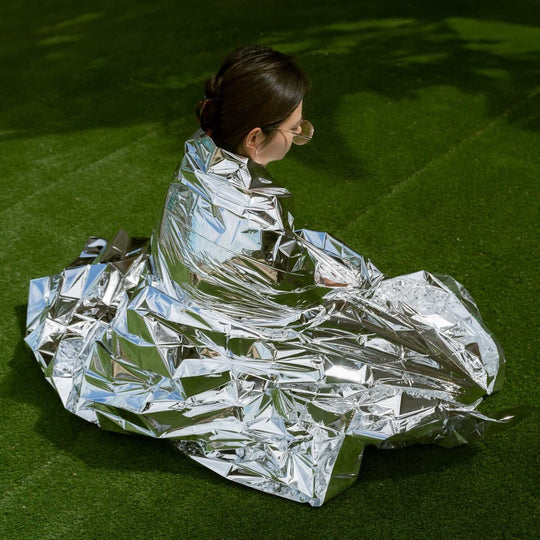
[1,1,539,538]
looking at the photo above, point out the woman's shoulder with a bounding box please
[246,159,292,198]
[179,130,292,199]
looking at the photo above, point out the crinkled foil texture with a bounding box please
[25,130,523,506]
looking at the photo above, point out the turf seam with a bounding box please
[336,86,540,236]
[0,128,158,220]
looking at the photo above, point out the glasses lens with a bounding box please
[292,120,314,146]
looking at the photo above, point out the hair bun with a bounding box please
[196,76,224,136]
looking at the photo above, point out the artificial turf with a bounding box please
[1,1,539,538]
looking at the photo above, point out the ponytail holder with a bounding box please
[198,96,221,138]
[199,96,222,114]
[199,98,209,116]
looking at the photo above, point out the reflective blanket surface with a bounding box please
[25,129,523,505]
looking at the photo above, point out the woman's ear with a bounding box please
[242,127,263,158]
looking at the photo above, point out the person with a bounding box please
[196,45,313,162]
[25,45,526,507]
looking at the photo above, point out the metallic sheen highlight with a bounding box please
[25,129,524,506]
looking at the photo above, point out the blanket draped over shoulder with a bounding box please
[25,129,525,506]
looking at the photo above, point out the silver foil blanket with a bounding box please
[25,130,525,506]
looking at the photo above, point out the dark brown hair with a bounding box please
[195,45,310,153]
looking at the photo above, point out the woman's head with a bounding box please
[196,45,311,166]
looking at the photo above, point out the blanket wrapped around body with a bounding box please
[25,129,523,506]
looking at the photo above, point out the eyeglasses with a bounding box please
[266,119,314,145]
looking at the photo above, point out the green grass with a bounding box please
[1,1,539,538]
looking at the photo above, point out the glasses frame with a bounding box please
[265,119,314,145]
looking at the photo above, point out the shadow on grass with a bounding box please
[7,302,479,499]
[1,0,539,240]
[2,1,539,145]
[1,1,536,517]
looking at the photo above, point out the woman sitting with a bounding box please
[25,45,523,507]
